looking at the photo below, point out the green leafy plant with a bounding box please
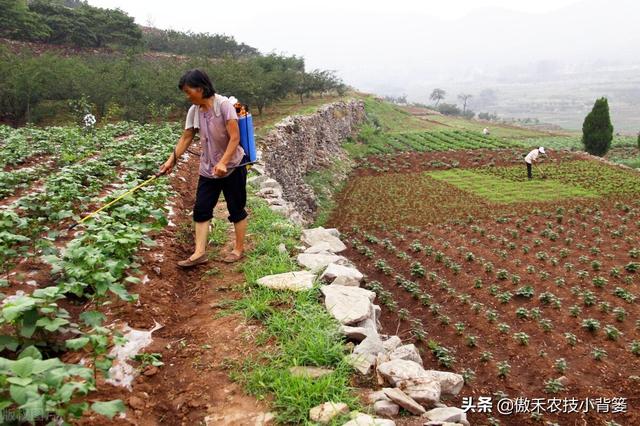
[497,360,511,378]
[0,347,125,422]
[132,352,164,369]
[591,347,607,361]
[513,332,530,345]
[582,318,601,333]
[544,378,566,394]
[554,358,568,373]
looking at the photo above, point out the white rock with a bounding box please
[382,336,402,353]
[257,271,316,292]
[277,243,287,254]
[266,197,286,206]
[372,304,382,330]
[389,344,423,367]
[382,387,425,415]
[301,227,346,253]
[309,402,349,424]
[367,390,391,404]
[321,263,364,286]
[1,290,26,307]
[376,353,391,386]
[342,412,395,426]
[345,353,376,375]
[325,228,340,238]
[257,187,283,198]
[423,407,469,426]
[270,204,292,216]
[356,314,378,336]
[254,412,276,425]
[423,371,464,397]
[321,285,375,325]
[396,377,441,407]
[248,174,270,186]
[260,178,282,190]
[297,253,347,272]
[377,359,427,387]
[304,242,333,254]
[205,411,275,425]
[288,211,306,226]
[374,400,399,417]
[353,333,385,358]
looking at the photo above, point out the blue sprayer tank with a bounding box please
[238,113,256,165]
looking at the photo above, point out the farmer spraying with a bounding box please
[159,69,248,267]
[524,146,546,179]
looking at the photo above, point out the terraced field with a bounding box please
[328,146,640,425]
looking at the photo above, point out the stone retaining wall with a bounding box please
[259,99,365,222]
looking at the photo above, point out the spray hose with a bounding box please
[67,147,180,231]
[67,146,257,231]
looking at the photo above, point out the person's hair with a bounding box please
[178,69,215,98]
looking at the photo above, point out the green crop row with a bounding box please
[478,160,640,198]
[0,123,134,169]
[345,129,524,158]
[0,124,180,422]
[0,124,176,268]
[427,169,598,203]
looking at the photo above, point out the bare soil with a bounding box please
[3,145,270,425]
[340,204,640,426]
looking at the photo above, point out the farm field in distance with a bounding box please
[327,115,640,425]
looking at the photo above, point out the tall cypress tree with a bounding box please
[582,97,613,156]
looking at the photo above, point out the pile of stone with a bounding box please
[248,160,306,226]
[259,100,365,220]
[256,226,471,425]
[247,100,365,223]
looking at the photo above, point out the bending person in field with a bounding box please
[159,69,248,267]
[524,146,546,180]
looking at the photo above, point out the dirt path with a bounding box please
[79,147,271,426]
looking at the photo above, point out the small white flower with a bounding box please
[83,113,96,127]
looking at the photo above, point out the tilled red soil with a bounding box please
[3,143,270,425]
[73,147,272,425]
[340,202,640,426]
[351,148,580,177]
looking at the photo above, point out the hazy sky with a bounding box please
[89,0,639,97]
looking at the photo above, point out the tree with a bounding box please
[458,93,473,115]
[0,0,50,41]
[462,109,475,119]
[429,89,446,107]
[294,69,342,104]
[88,6,142,48]
[478,112,498,121]
[582,97,613,156]
[437,103,460,116]
[13,0,142,48]
[143,29,259,58]
[248,54,303,114]
[383,95,407,105]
